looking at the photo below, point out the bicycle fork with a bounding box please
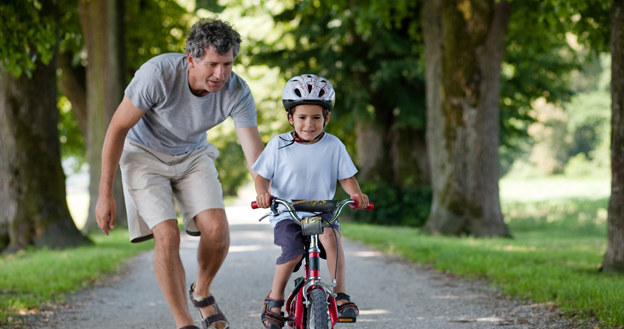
[287,234,340,329]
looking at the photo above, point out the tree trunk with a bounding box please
[357,108,430,186]
[602,0,624,273]
[78,0,127,232]
[422,0,511,237]
[0,57,90,252]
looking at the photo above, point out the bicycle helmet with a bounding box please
[282,74,335,111]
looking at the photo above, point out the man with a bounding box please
[95,18,263,329]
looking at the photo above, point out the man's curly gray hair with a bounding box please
[185,18,241,59]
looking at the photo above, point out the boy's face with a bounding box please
[288,104,331,143]
[187,46,234,96]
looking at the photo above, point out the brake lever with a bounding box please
[258,212,273,222]
[258,203,282,222]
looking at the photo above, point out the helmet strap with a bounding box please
[292,131,324,143]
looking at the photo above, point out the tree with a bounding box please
[76,0,127,232]
[603,0,624,273]
[0,0,90,252]
[58,0,188,231]
[249,0,429,187]
[422,0,511,236]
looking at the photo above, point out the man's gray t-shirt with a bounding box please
[125,53,257,155]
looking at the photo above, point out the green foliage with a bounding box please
[499,0,585,174]
[0,0,59,77]
[249,0,426,154]
[504,54,611,178]
[214,140,249,196]
[208,120,252,196]
[124,0,189,77]
[346,178,431,227]
[57,97,86,172]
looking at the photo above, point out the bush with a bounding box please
[347,179,431,227]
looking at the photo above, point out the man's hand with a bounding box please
[95,194,117,235]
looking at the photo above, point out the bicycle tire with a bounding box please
[304,289,329,329]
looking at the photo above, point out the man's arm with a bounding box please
[235,125,264,179]
[95,96,145,235]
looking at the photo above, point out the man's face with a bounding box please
[187,47,234,96]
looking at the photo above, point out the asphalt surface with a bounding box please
[24,205,581,329]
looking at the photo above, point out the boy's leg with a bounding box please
[264,256,302,327]
[269,256,303,301]
[192,208,230,327]
[152,219,195,328]
[319,227,346,293]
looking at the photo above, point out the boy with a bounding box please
[253,74,369,329]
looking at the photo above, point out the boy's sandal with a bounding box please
[179,326,200,329]
[262,293,285,329]
[336,292,360,318]
[189,283,229,329]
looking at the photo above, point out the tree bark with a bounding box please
[78,0,127,232]
[0,57,90,252]
[422,0,511,237]
[357,106,430,186]
[602,0,624,273]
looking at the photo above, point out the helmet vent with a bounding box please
[319,89,325,97]
[294,89,302,97]
[307,84,313,93]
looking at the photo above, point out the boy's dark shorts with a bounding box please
[274,214,340,265]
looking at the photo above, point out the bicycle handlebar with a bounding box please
[251,196,374,224]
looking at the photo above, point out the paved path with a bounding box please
[27,205,578,329]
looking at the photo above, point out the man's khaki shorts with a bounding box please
[119,141,224,243]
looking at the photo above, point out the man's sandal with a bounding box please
[261,293,285,329]
[336,292,359,321]
[189,283,229,329]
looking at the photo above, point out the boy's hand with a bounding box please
[351,193,370,209]
[256,192,272,208]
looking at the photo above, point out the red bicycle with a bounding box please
[252,197,373,329]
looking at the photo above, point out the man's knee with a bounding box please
[195,209,229,246]
[152,219,181,250]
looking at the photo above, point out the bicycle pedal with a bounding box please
[338,317,356,323]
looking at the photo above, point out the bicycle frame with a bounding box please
[252,197,373,329]
[286,231,340,329]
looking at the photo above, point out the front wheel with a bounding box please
[305,289,329,329]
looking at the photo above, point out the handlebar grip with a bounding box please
[349,197,375,210]
[251,195,275,209]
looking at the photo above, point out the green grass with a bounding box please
[342,177,623,328]
[0,230,153,325]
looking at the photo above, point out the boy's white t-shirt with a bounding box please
[252,132,358,226]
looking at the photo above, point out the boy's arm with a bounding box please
[339,176,370,209]
[255,174,272,208]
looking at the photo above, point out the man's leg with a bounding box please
[190,208,230,325]
[152,219,195,328]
